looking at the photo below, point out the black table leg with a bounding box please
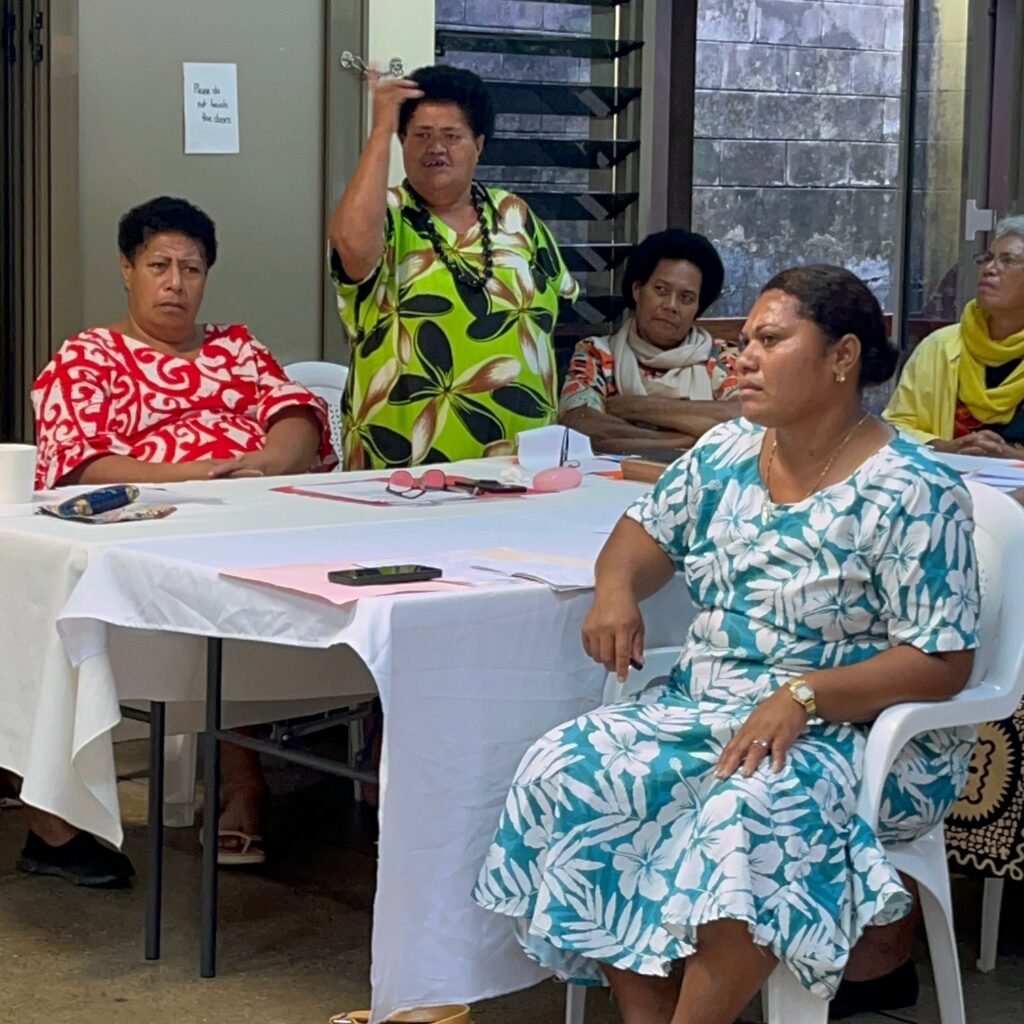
[145,700,166,960]
[200,637,223,978]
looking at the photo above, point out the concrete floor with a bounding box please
[1,742,1023,1024]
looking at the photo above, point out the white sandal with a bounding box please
[330,1005,471,1024]
[199,829,266,866]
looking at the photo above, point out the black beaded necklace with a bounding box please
[403,179,495,290]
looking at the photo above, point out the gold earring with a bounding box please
[835,370,846,384]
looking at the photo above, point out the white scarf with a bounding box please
[608,316,714,401]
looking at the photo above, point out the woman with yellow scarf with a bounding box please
[885,215,1024,456]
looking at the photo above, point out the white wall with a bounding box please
[367,0,437,185]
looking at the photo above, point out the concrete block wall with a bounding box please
[438,0,965,328]
[693,0,907,316]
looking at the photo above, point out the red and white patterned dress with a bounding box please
[32,323,337,489]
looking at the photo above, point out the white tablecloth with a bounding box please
[0,462,690,1022]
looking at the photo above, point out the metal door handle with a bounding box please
[340,51,404,79]
[965,198,995,241]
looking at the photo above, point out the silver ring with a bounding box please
[751,738,770,749]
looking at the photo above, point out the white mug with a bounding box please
[0,444,37,504]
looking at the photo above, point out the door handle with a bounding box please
[964,198,996,241]
[339,51,404,79]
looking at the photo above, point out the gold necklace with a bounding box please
[760,412,871,525]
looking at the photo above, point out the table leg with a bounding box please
[200,637,223,978]
[145,700,166,961]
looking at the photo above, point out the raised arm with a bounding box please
[328,76,423,282]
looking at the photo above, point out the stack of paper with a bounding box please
[962,467,1024,493]
[462,546,595,591]
[931,451,1024,493]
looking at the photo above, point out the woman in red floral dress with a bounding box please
[22,196,334,884]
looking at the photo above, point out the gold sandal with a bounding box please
[330,1005,471,1024]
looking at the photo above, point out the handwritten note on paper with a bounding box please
[183,62,240,154]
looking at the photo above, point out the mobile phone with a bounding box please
[447,477,527,494]
[327,564,443,586]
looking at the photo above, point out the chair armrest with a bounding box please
[856,682,1012,829]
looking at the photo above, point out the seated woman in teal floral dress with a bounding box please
[474,266,979,1024]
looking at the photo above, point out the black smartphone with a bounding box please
[327,564,443,586]
[447,477,527,494]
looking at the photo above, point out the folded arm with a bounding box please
[560,406,695,454]
[209,408,321,478]
[605,394,740,435]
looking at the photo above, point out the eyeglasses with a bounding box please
[386,468,449,498]
[559,427,580,469]
[973,252,1024,271]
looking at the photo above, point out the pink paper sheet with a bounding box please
[220,562,468,605]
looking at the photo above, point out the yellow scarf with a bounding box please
[957,300,1024,424]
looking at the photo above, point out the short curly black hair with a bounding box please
[397,65,495,141]
[118,196,217,268]
[621,229,725,317]
[761,265,898,388]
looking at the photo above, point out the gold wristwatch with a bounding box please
[786,676,817,718]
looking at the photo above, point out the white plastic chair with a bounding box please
[284,360,349,468]
[566,482,1024,1024]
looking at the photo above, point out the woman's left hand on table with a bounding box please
[715,688,809,779]
[207,451,278,478]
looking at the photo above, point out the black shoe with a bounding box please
[18,830,135,888]
[830,959,918,1019]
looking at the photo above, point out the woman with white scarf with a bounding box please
[559,229,739,453]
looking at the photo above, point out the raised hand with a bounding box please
[369,74,425,138]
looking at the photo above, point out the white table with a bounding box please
[0,462,688,1023]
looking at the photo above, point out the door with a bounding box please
[900,0,1024,344]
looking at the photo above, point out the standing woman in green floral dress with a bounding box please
[328,65,579,468]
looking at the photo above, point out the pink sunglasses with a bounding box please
[386,468,449,498]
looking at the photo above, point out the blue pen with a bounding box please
[56,485,139,518]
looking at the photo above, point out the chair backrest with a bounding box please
[284,361,348,468]
[603,647,680,704]
[964,482,1024,714]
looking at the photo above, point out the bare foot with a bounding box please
[219,734,266,835]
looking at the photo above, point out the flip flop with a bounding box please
[200,829,266,866]
[330,1007,470,1024]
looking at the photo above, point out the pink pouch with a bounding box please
[532,466,583,492]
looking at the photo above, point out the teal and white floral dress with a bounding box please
[473,419,979,999]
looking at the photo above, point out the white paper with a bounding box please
[459,546,595,591]
[183,62,240,154]
[962,470,1024,493]
[516,425,621,477]
[931,452,1024,475]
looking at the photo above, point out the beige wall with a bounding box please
[78,1,325,363]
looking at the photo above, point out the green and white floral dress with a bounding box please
[473,419,979,998]
[331,184,578,469]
